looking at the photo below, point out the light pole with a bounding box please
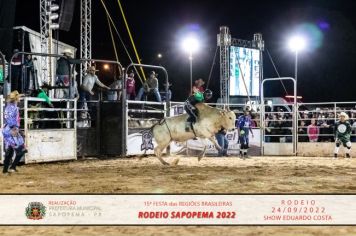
[288,36,306,82]
[182,35,199,94]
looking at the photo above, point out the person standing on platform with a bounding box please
[126,71,136,100]
[56,48,81,98]
[79,66,110,110]
[136,71,161,102]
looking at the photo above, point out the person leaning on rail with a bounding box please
[2,91,28,175]
[136,71,162,102]
[78,66,110,110]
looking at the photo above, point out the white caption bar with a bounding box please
[0,195,355,225]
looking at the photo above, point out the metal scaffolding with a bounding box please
[218,26,264,104]
[80,0,92,84]
[40,0,60,88]
[217,26,231,105]
[39,0,50,85]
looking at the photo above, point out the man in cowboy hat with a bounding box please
[136,71,161,102]
[78,66,110,110]
[56,48,81,98]
[334,112,352,158]
[2,90,27,174]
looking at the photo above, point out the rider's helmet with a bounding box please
[203,89,213,100]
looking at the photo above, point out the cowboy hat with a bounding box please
[194,78,205,85]
[62,48,74,56]
[87,66,99,72]
[149,71,158,76]
[7,90,24,102]
[339,112,349,120]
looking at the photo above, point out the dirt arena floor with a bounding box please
[1,156,356,235]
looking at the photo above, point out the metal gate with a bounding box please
[261,77,297,156]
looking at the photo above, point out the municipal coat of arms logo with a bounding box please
[25,202,46,220]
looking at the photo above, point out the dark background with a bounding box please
[9,0,356,102]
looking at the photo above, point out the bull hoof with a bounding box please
[162,161,170,166]
[158,159,170,166]
[171,158,180,166]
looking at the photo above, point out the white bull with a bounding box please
[152,103,236,165]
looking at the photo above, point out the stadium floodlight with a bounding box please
[182,36,200,56]
[103,64,110,70]
[181,35,200,94]
[288,35,307,85]
[157,53,162,58]
[288,36,306,53]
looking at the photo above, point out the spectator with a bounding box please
[107,77,122,101]
[302,111,311,126]
[126,71,136,100]
[351,112,356,142]
[23,54,36,95]
[2,90,27,174]
[298,120,308,142]
[283,113,293,142]
[136,71,161,102]
[56,48,81,98]
[10,49,22,92]
[192,78,205,94]
[161,82,172,102]
[79,66,110,110]
[264,115,272,142]
[317,112,329,142]
[215,128,229,157]
[307,118,319,142]
[269,114,279,142]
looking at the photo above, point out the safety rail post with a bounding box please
[24,97,28,142]
[125,63,170,156]
[0,96,4,162]
[261,77,297,155]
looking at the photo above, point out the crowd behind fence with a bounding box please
[264,103,356,143]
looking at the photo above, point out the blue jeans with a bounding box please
[215,133,229,156]
[136,87,161,102]
[78,89,91,110]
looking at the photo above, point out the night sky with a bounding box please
[14,0,356,102]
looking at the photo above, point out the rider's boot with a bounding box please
[185,122,190,132]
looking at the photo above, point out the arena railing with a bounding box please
[18,96,77,163]
[0,95,4,164]
[297,102,356,142]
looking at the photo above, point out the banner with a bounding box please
[1,195,356,225]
